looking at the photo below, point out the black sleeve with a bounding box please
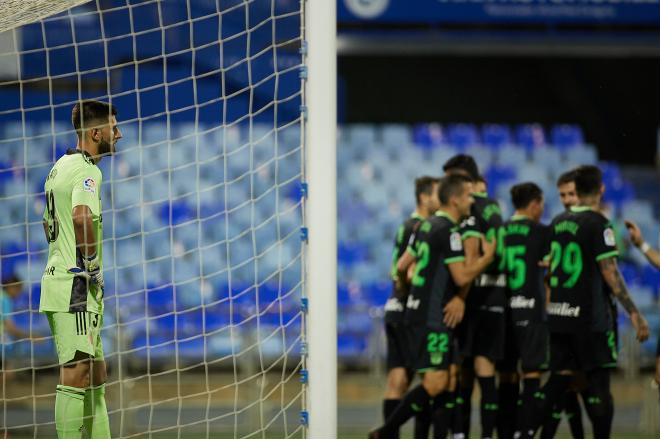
[439,227,466,265]
[592,217,620,262]
[460,215,481,241]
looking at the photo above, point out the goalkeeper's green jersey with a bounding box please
[40,149,104,314]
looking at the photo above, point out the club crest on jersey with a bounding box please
[450,232,462,251]
[603,228,616,246]
[83,177,96,194]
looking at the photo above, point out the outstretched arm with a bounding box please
[625,220,660,268]
[599,256,649,342]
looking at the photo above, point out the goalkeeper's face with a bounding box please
[96,115,122,157]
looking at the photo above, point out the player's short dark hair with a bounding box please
[71,100,117,136]
[442,154,479,181]
[510,182,543,210]
[415,176,440,205]
[573,165,602,197]
[439,173,472,205]
[556,169,576,187]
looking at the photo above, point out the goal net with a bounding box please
[0,0,307,437]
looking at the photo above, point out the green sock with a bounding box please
[84,383,111,439]
[55,385,85,439]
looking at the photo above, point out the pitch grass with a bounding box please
[10,435,658,439]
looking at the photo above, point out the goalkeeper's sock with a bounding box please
[55,385,85,439]
[84,383,111,439]
[381,385,432,437]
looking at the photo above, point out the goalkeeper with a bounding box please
[40,100,121,438]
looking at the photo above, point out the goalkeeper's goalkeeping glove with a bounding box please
[68,253,104,301]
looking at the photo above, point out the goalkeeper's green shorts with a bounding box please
[45,311,104,364]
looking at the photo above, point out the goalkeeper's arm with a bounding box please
[71,205,103,290]
[73,205,97,257]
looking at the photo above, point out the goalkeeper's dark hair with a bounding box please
[415,176,440,205]
[439,173,472,205]
[72,100,117,137]
[510,182,543,210]
[442,154,479,181]
[556,169,576,187]
[573,165,602,197]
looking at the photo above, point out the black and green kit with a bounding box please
[405,211,465,372]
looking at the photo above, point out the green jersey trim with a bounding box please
[461,230,482,240]
[435,210,458,224]
[595,250,619,261]
[511,214,530,221]
[406,246,417,257]
[570,205,592,213]
[445,256,465,264]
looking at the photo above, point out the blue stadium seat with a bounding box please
[482,124,512,150]
[515,124,546,152]
[337,334,367,359]
[347,124,377,147]
[447,124,479,150]
[412,123,445,151]
[363,282,392,307]
[551,124,584,149]
[381,124,411,147]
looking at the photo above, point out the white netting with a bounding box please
[0,0,306,437]
[0,0,92,34]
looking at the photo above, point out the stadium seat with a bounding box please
[515,123,546,152]
[447,124,479,150]
[551,124,584,149]
[412,123,445,151]
[482,124,512,150]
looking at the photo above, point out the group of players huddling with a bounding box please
[370,154,651,439]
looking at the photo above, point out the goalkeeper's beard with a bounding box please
[97,138,114,156]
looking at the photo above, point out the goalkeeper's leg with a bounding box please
[84,313,110,439]
[84,360,111,439]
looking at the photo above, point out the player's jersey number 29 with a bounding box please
[549,241,583,288]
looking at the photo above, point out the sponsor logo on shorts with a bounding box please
[406,294,421,310]
[547,302,580,317]
[384,297,405,312]
[510,295,535,309]
[83,177,96,194]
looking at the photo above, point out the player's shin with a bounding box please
[413,403,432,439]
[564,390,585,439]
[583,369,613,439]
[516,377,540,437]
[477,376,498,439]
[528,374,571,439]
[55,385,86,438]
[83,383,110,439]
[431,392,453,439]
[379,385,433,437]
[497,374,519,439]
[454,365,474,438]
